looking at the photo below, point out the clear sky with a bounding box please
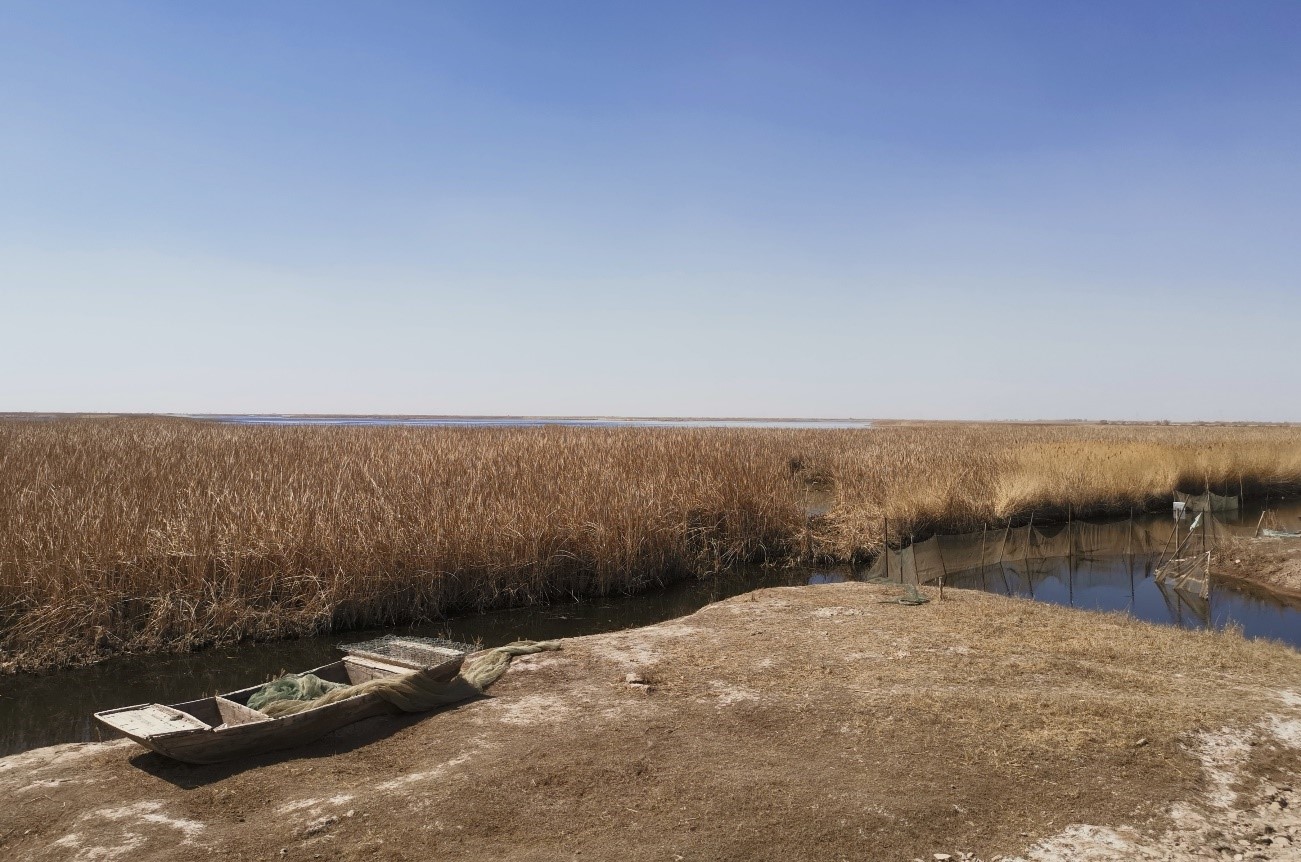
[2,2,1298,420]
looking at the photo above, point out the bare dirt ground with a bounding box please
[1222,536,1301,603]
[2,582,1299,862]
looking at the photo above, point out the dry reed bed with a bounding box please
[3,418,1301,672]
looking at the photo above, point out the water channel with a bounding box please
[2,504,1298,759]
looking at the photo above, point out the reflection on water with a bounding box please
[944,555,1301,647]
[807,572,849,584]
[903,501,1301,650]
[0,568,810,758]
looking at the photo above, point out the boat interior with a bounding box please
[97,653,416,737]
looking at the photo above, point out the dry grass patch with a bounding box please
[2,583,1298,861]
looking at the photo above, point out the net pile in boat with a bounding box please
[256,640,562,718]
[338,635,476,671]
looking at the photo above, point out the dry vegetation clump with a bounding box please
[2,417,1301,671]
[1221,534,1301,600]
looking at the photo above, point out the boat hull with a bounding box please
[95,652,463,764]
[100,695,399,764]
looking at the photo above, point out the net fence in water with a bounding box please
[1152,508,1230,599]
[1174,490,1240,513]
[868,519,1175,586]
[869,498,1235,597]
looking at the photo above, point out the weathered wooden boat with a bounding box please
[95,637,472,765]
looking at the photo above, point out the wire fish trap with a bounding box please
[1155,552,1211,600]
[338,635,477,672]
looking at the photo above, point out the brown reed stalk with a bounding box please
[2,417,1300,671]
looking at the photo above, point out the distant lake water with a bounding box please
[184,415,873,429]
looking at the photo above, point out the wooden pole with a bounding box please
[1202,479,1210,556]
[804,511,813,563]
[1174,497,1179,557]
[1203,550,1211,600]
[937,550,945,599]
[1066,502,1074,606]
[1025,511,1036,598]
[1165,514,1201,568]
[1156,516,1175,566]
[883,515,890,582]
[1066,502,1073,559]
[1127,506,1135,604]
[979,522,988,590]
[1068,544,1075,606]
[909,532,915,589]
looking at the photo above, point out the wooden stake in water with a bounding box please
[907,531,915,588]
[936,534,946,600]
[1203,549,1211,600]
[1025,512,1036,599]
[1174,500,1179,557]
[979,522,988,590]
[1066,502,1073,559]
[883,515,890,582]
[1202,482,1209,557]
[936,533,947,600]
[1066,502,1074,606]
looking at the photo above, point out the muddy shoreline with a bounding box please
[1222,535,1301,604]
[3,583,1298,862]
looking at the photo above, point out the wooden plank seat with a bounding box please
[96,704,210,738]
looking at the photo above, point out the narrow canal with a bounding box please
[3,507,1298,759]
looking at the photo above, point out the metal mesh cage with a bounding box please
[338,635,476,670]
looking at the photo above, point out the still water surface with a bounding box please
[0,568,799,757]
[2,548,1296,759]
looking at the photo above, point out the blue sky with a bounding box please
[2,2,1299,419]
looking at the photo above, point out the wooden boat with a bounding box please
[95,637,470,765]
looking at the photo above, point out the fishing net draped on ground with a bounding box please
[250,640,561,718]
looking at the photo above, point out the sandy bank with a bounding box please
[2,583,1298,862]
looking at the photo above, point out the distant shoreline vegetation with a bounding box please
[2,417,1300,673]
[182,415,876,429]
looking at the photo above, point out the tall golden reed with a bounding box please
[2,417,1300,671]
